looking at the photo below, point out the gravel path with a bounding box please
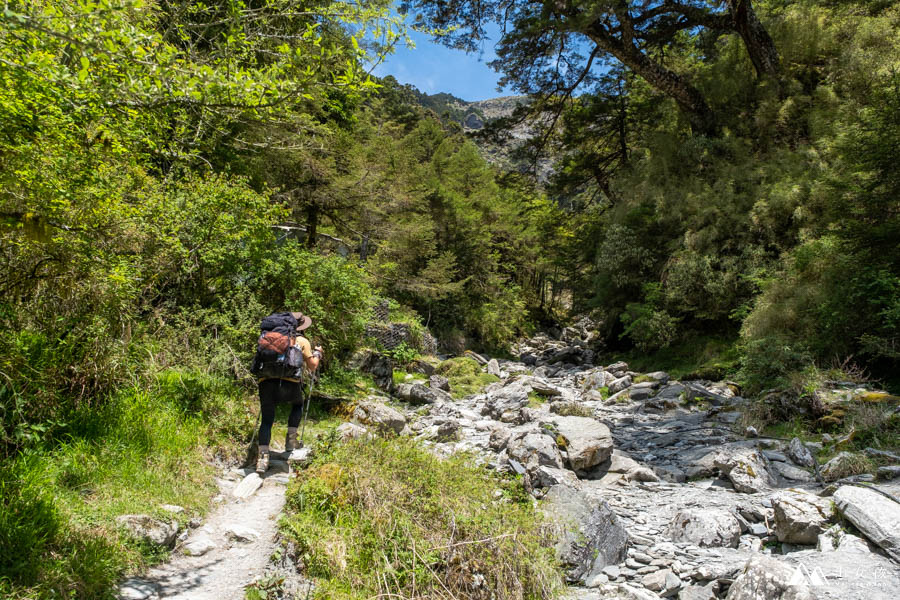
[119,460,294,600]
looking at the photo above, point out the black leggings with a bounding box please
[258,379,304,446]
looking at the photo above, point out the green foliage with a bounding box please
[0,381,237,598]
[435,356,500,398]
[280,436,562,599]
[383,342,420,366]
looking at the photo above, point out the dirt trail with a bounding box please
[119,460,293,600]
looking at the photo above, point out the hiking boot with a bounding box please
[285,428,299,453]
[255,451,269,475]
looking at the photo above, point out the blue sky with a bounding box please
[370,25,511,102]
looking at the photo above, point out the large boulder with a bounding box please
[541,484,628,584]
[395,382,452,405]
[482,379,532,420]
[550,416,614,471]
[116,515,178,548]
[715,448,777,494]
[351,399,406,435]
[771,491,834,545]
[347,350,395,391]
[506,430,565,474]
[667,508,742,548]
[833,485,900,562]
[725,555,813,600]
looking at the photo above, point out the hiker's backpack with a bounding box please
[250,312,305,380]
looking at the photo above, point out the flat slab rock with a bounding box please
[540,484,628,585]
[833,485,900,562]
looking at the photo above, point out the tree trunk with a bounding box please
[727,0,780,78]
[587,20,718,136]
[305,204,318,249]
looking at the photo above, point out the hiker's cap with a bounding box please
[291,312,312,331]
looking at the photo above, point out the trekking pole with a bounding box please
[298,372,315,448]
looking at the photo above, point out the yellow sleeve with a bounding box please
[295,336,313,359]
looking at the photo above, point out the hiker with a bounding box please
[251,311,323,474]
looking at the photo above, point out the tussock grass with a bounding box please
[280,435,563,599]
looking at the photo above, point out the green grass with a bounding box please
[279,435,563,599]
[391,370,428,387]
[0,369,255,600]
[606,334,740,381]
[435,357,500,398]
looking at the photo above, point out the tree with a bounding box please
[405,0,782,135]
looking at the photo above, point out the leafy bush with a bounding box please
[281,436,562,599]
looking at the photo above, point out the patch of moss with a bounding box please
[527,392,545,408]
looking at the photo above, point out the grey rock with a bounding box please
[541,484,629,584]
[643,569,681,597]
[668,508,742,548]
[816,524,870,554]
[483,379,532,419]
[626,466,660,482]
[654,465,687,483]
[182,536,217,556]
[583,370,615,392]
[605,361,629,376]
[160,504,184,514]
[351,400,406,434]
[725,555,813,600]
[630,388,652,402]
[115,515,177,548]
[435,420,461,441]
[533,465,580,488]
[771,491,834,545]
[610,375,633,394]
[350,351,394,391]
[604,449,641,474]
[488,426,512,450]
[551,415,614,471]
[714,448,777,494]
[336,421,369,441]
[656,383,686,401]
[531,378,564,397]
[785,546,900,600]
[787,438,816,469]
[118,578,160,600]
[396,382,452,405]
[878,465,900,480]
[429,374,450,391]
[646,371,671,384]
[678,582,718,600]
[833,485,900,561]
[506,430,565,474]
[487,358,502,377]
[224,524,260,542]
[763,451,789,462]
[771,461,815,483]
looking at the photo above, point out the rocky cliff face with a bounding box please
[414,91,554,181]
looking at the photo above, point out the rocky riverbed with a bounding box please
[347,332,900,600]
